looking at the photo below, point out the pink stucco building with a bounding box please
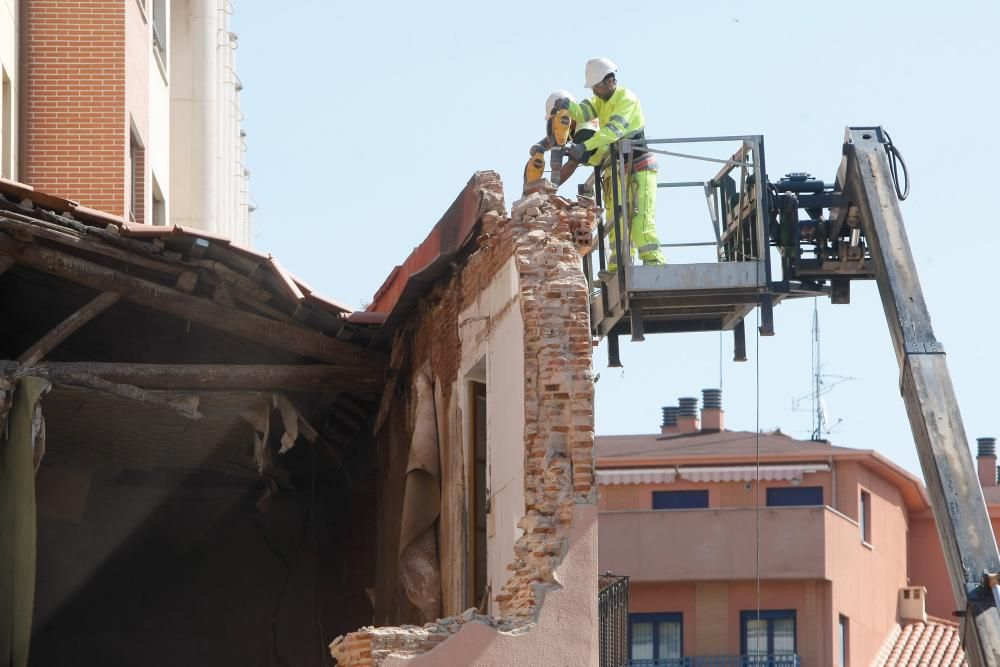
[597,389,983,666]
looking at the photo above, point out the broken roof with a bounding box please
[366,171,504,340]
[0,177,385,478]
[0,177,377,349]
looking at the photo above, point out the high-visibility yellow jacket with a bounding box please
[567,86,646,153]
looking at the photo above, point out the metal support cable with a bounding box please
[754,308,762,659]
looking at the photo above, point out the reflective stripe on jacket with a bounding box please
[567,86,646,153]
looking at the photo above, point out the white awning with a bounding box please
[597,463,829,485]
[597,468,677,485]
[678,463,830,482]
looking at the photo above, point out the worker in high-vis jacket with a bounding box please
[555,57,666,271]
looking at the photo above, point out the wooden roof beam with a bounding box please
[0,232,384,367]
[5,362,383,393]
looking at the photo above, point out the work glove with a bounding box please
[565,142,587,162]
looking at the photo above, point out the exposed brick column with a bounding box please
[494,191,595,623]
[20,0,127,214]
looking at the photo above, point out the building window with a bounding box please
[741,610,796,660]
[151,175,166,227]
[1,67,11,179]
[128,130,145,223]
[652,490,708,510]
[839,615,849,666]
[629,612,682,663]
[469,380,488,608]
[860,490,871,544]
[766,486,823,507]
[152,0,167,69]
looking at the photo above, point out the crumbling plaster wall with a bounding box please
[458,254,526,615]
[333,186,600,666]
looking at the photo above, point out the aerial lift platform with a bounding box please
[585,127,1000,664]
[586,134,790,364]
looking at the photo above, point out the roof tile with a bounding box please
[875,619,966,666]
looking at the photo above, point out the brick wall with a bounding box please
[331,185,599,665]
[20,0,127,214]
[493,192,596,623]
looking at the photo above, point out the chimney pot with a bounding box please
[701,388,725,432]
[702,388,722,409]
[978,437,996,457]
[677,397,699,433]
[978,437,997,488]
[898,586,927,623]
[661,406,680,435]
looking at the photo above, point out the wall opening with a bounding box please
[469,378,488,610]
[860,489,871,544]
[838,614,849,667]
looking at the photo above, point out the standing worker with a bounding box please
[555,57,666,271]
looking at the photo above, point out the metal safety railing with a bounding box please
[582,134,775,335]
[630,655,800,667]
[599,573,631,667]
[583,134,770,278]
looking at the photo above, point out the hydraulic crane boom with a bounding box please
[582,126,1000,662]
[838,127,1000,664]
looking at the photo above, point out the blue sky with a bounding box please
[233,0,999,477]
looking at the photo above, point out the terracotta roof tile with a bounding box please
[874,619,966,666]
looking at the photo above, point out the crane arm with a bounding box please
[842,127,1000,666]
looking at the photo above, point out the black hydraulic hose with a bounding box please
[884,130,910,201]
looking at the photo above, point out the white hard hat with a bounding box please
[584,57,617,88]
[545,90,575,119]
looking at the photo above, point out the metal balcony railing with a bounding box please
[599,573,630,667]
[630,656,800,667]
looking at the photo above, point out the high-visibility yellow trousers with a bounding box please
[604,167,665,271]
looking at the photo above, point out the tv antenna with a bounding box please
[791,299,855,440]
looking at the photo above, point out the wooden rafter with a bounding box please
[17,292,120,365]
